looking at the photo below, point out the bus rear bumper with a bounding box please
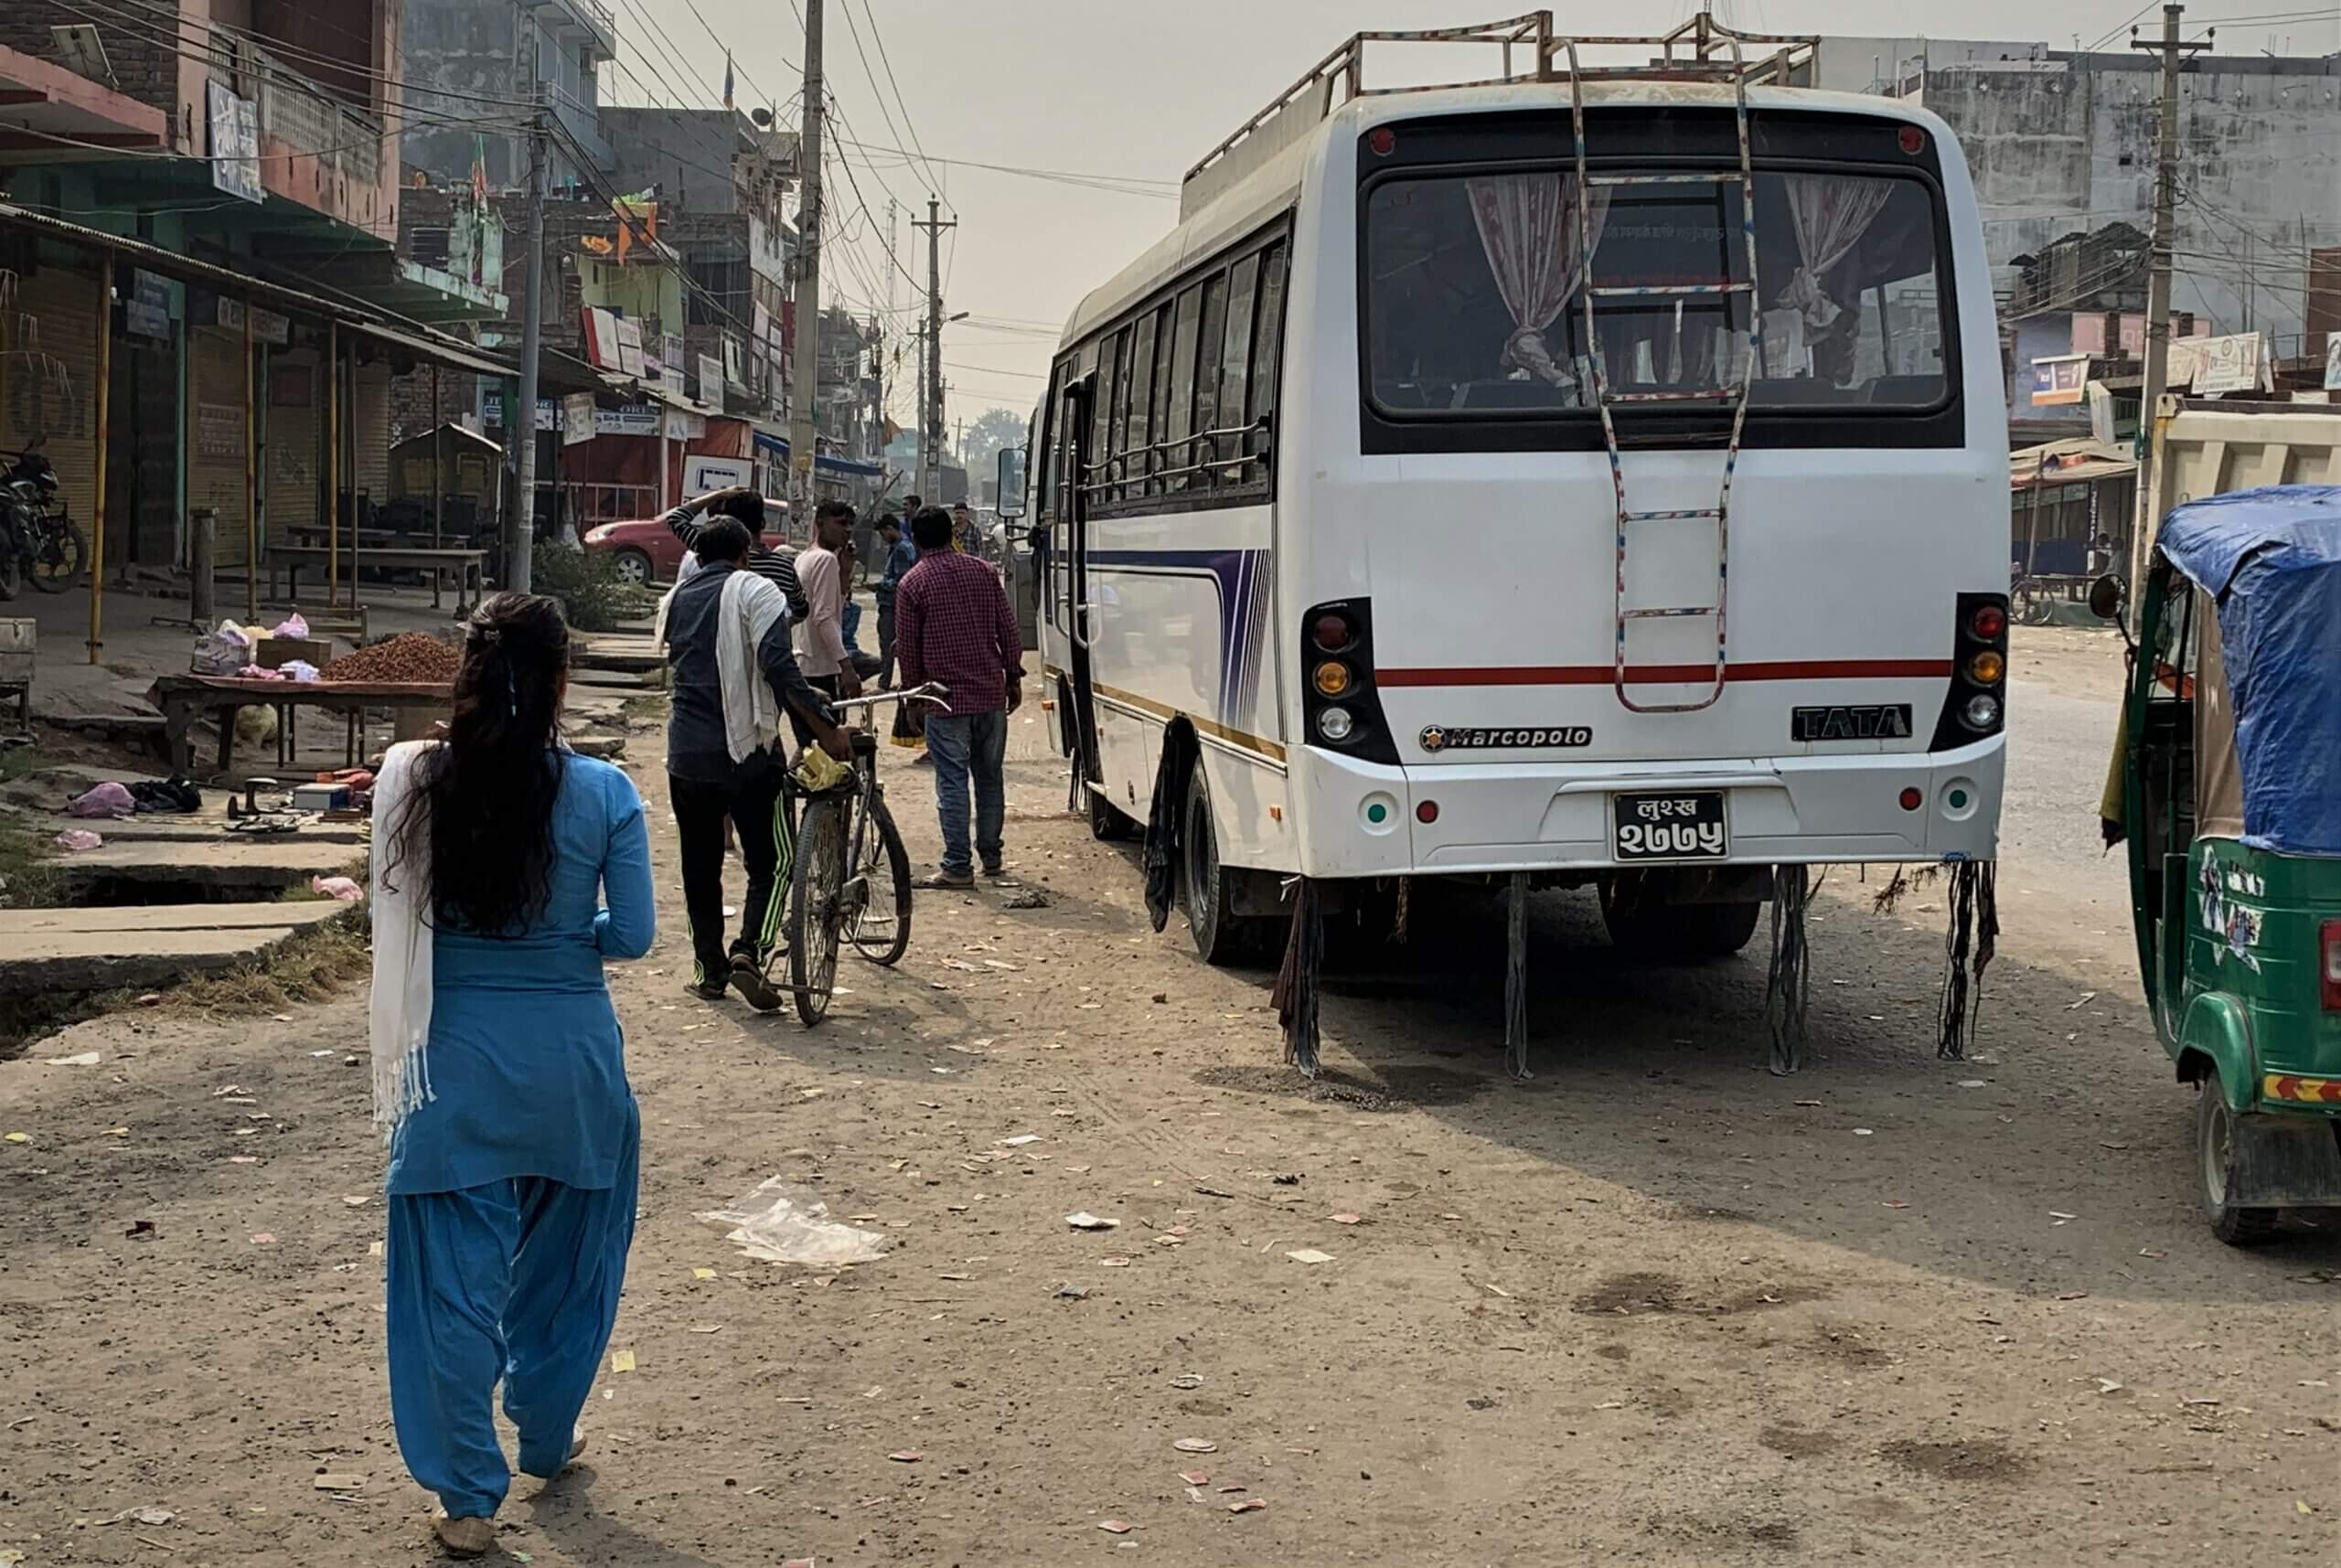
[1294,735,2004,880]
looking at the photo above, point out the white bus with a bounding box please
[1017,18,2009,972]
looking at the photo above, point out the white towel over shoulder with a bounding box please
[715,567,788,763]
[369,741,437,1137]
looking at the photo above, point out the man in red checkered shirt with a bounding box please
[897,507,1023,888]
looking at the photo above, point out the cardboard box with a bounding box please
[254,635,333,671]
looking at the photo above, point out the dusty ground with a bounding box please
[2,628,2336,1567]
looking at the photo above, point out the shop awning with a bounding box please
[343,319,511,380]
[753,428,886,480]
[0,46,168,160]
[0,201,516,379]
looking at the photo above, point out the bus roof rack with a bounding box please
[1181,12,1823,219]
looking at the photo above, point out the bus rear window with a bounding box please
[1365,168,1949,416]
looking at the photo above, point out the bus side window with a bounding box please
[1036,363,1065,522]
[1192,271,1230,491]
[1249,242,1288,483]
[1217,252,1260,492]
[1088,332,1123,507]
[1164,284,1203,494]
[1119,311,1159,505]
[1144,303,1173,497]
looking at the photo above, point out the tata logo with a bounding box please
[1419,725,1593,752]
[1791,704,1914,742]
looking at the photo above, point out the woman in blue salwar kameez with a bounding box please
[369,592,655,1556]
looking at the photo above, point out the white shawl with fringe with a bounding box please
[369,741,436,1136]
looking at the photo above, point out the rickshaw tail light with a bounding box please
[2321,920,2341,1011]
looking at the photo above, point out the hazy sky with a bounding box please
[635,1,2340,432]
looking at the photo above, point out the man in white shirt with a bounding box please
[793,502,863,739]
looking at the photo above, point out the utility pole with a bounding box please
[787,0,827,533]
[886,197,900,318]
[510,79,549,591]
[914,196,956,501]
[913,322,926,497]
[2128,4,2209,607]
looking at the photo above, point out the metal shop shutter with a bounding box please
[0,263,102,524]
[187,325,251,567]
[353,360,390,509]
[267,348,318,537]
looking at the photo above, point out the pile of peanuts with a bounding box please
[319,633,461,685]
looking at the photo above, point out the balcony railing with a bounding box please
[225,41,385,189]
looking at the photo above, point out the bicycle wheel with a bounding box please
[787,795,849,1025]
[848,798,914,965]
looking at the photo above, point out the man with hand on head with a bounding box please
[660,516,850,1011]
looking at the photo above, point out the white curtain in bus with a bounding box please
[1780,174,1892,332]
[1464,174,1610,386]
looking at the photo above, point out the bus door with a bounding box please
[1059,375,1103,784]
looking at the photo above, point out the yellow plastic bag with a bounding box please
[794,745,850,795]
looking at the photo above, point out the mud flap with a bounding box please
[1140,722,1198,933]
[1764,865,1813,1076]
[2229,1114,2341,1209]
[1273,877,1322,1078]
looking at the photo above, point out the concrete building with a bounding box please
[0,0,502,578]
[401,0,617,189]
[1827,37,2341,346]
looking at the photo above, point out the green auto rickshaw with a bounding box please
[2098,485,2341,1244]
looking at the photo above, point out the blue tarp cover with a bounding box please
[2158,485,2341,858]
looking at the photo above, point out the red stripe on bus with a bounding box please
[1374,659,1957,688]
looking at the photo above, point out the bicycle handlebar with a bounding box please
[828,681,950,716]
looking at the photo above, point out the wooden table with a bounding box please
[150,674,452,776]
[266,543,486,611]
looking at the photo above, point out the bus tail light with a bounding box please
[1930,591,2010,749]
[2321,920,2341,1011]
[1300,598,1399,765]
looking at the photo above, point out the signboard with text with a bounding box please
[2325,332,2340,393]
[562,394,596,446]
[2030,355,2089,407]
[207,80,262,204]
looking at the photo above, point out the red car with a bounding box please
[583,512,790,587]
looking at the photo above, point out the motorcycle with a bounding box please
[1,442,90,598]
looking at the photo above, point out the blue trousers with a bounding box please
[385,1132,637,1520]
[925,709,1007,877]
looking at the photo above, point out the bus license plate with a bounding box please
[1612,791,1728,862]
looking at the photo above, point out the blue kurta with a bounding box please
[386,754,655,1196]
[382,753,655,1522]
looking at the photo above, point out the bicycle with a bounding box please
[774,681,949,1025]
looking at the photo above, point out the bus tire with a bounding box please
[1087,785,1135,842]
[2196,1088,2281,1246]
[1599,880,1762,960]
[1181,760,1256,965]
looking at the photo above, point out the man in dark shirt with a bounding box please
[872,513,918,688]
[663,517,849,1009]
[662,485,807,622]
[897,507,1023,888]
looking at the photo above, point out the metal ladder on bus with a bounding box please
[1562,37,1766,715]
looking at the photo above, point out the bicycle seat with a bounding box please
[850,731,880,758]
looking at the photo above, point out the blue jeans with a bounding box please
[925,709,1007,877]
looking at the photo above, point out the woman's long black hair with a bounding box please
[385,592,570,933]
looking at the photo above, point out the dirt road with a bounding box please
[2,640,2336,1565]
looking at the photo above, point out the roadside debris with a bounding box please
[700,1179,890,1265]
[1065,1211,1119,1231]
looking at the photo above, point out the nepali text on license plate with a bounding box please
[1612,791,1728,861]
